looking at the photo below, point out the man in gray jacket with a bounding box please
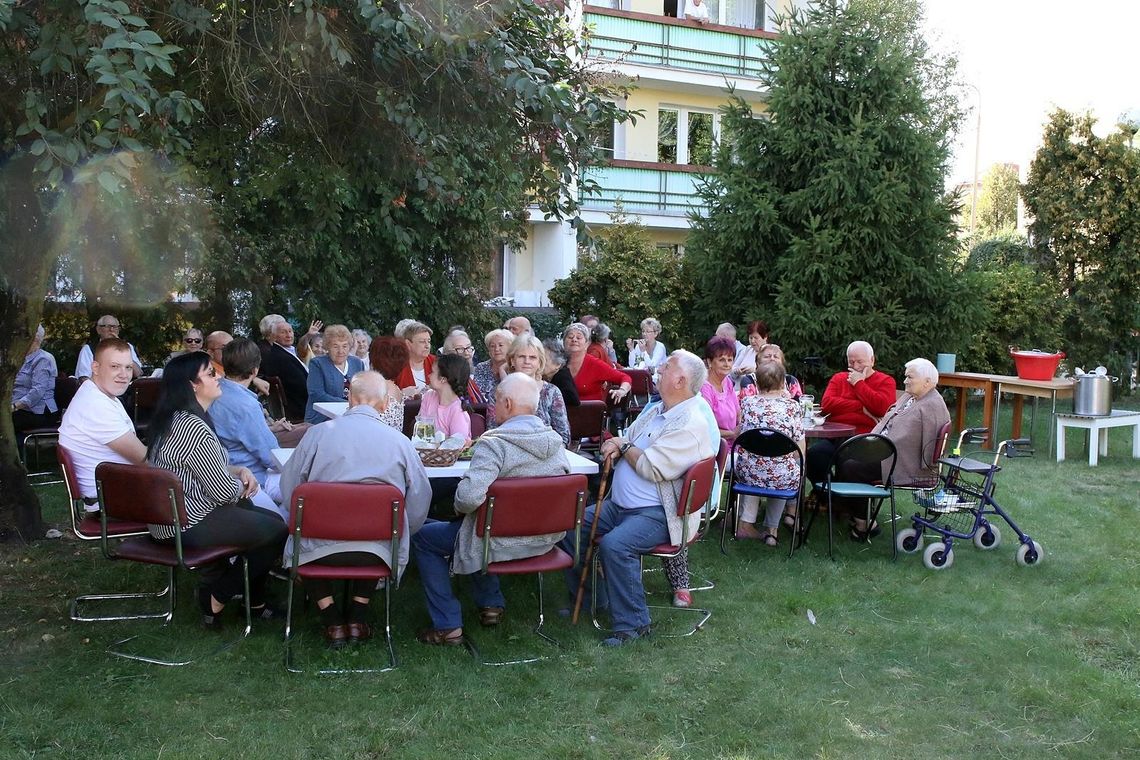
[412,372,570,646]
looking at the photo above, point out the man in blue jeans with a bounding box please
[563,350,714,646]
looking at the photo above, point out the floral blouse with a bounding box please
[486,381,570,446]
[735,395,803,491]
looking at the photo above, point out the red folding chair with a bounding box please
[466,474,587,665]
[91,462,252,666]
[130,377,162,443]
[591,457,717,637]
[565,400,608,454]
[284,482,405,674]
[624,368,654,419]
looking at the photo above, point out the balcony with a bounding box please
[580,160,710,218]
[583,7,775,80]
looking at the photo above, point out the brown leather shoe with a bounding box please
[346,622,373,643]
[416,627,464,646]
[323,623,348,649]
[478,606,505,627]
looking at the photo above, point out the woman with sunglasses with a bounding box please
[147,352,288,628]
[164,327,205,366]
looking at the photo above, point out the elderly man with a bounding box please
[280,371,431,647]
[75,314,142,380]
[805,340,899,488]
[563,350,714,646]
[715,322,747,357]
[505,316,532,336]
[58,339,147,517]
[258,316,309,423]
[412,373,570,646]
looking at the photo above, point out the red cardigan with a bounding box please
[572,354,631,402]
[395,353,435,390]
[820,369,897,434]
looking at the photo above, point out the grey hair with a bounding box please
[591,322,611,342]
[351,329,371,345]
[443,330,471,352]
[671,349,708,396]
[349,371,387,402]
[640,317,662,334]
[905,357,939,386]
[542,338,568,367]
[563,322,590,342]
[483,328,514,347]
[496,372,540,413]
[259,314,285,339]
[847,340,875,360]
[35,324,45,342]
[393,318,417,339]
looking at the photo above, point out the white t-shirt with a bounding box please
[685,0,710,22]
[74,342,142,379]
[59,380,137,499]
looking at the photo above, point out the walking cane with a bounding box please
[571,457,613,625]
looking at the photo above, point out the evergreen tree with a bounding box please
[685,0,977,377]
[975,163,1021,235]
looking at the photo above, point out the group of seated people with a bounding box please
[17,309,950,651]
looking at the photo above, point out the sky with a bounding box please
[922,0,1140,186]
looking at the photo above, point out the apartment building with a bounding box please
[495,0,805,306]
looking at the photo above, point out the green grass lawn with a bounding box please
[2,398,1138,759]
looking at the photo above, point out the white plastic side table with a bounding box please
[1054,410,1140,466]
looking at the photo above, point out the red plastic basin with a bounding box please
[1009,349,1064,381]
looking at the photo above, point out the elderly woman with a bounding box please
[563,323,631,403]
[542,338,580,406]
[442,330,483,402]
[734,361,804,544]
[166,327,205,364]
[351,329,372,370]
[147,352,288,628]
[368,336,410,430]
[730,320,769,382]
[700,336,739,440]
[394,322,435,396]
[833,358,950,540]
[305,324,365,424]
[11,325,59,444]
[741,343,803,400]
[472,328,513,401]
[486,334,571,445]
[587,322,614,365]
[627,318,668,369]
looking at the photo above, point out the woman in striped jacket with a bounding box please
[147,352,288,629]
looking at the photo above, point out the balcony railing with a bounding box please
[584,8,775,79]
[580,161,710,217]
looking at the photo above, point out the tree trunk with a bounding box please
[0,155,54,541]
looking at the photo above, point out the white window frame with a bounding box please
[659,105,721,165]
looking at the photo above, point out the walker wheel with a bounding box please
[1015,540,1044,567]
[972,524,1002,551]
[896,527,922,555]
[922,541,954,570]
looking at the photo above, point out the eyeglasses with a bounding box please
[185,338,203,344]
[452,346,475,355]
[204,366,217,377]
[97,323,121,329]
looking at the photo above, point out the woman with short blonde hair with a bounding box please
[305,324,364,424]
[486,334,571,445]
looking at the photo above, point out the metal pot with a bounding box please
[1073,374,1116,416]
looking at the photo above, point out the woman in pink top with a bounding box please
[700,336,739,440]
[419,354,472,440]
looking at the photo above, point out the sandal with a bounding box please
[781,510,797,528]
[416,627,464,647]
[761,533,779,547]
[849,522,882,542]
[478,607,505,627]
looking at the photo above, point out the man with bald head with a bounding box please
[505,316,532,336]
[411,373,570,646]
[280,371,431,647]
[75,314,143,380]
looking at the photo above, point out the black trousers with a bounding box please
[172,502,287,606]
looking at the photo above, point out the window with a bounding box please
[683,0,765,29]
[658,106,719,165]
[594,117,616,158]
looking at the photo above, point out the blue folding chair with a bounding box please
[805,434,898,560]
[720,428,804,558]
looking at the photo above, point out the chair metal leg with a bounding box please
[108,560,252,667]
[70,571,176,623]
[469,573,562,666]
[285,574,397,675]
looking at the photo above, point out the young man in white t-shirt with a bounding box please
[59,339,148,515]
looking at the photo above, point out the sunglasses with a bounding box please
[185,337,203,344]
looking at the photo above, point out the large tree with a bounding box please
[1022,108,1140,369]
[974,162,1020,236]
[0,0,627,539]
[684,0,976,377]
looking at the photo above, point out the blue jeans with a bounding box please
[411,518,505,630]
[561,500,669,633]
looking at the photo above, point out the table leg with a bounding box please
[1099,427,1109,458]
[1011,395,1024,438]
[1055,418,1065,462]
[1048,392,1057,457]
[1089,425,1099,466]
[1133,423,1140,459]
[989,389,1000,449]
[954,388,968,436]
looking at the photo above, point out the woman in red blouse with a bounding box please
[563,323,631,403]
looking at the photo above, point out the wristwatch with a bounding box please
[618,442,633,458]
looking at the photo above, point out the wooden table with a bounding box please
[938,372,997,447]
[271,447,600,478]
[804,421,856,439]
[991,375,1075,454]
[1055,409,1140,466]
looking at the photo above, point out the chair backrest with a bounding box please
[935,419,953,460]
[716,438,730,473]
[131,378,163,422]
[566,400,607,441]
[289,482,405,542]
[469,409,487,438]
[55,376,80,410]
[625,368,654,399]
[730,427,803,481]
[57,444,86,523]
[830,433,898,485]
[674,456,716,518]
[402,398,422,439]
[262,376,287,421]
[95,462,186,526]
[475,474,587,538]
